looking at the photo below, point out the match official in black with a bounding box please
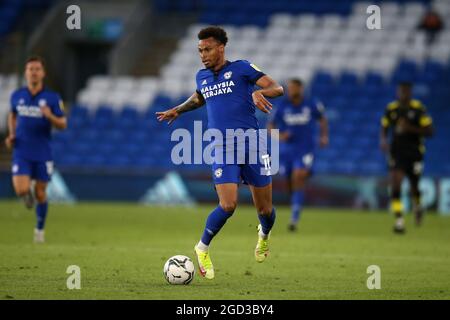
[380,82,434,233]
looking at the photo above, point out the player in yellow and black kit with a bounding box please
[380,82,434,233]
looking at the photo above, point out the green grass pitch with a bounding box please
[0,200,449,300]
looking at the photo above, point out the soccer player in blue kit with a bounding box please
[156,26,284,279]
[4,56,67,243]
[268,79,329,232]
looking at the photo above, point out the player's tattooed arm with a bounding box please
[252,75,284,114]
[156,91,205,125]
[175,91,205,114]
[4,112,17,150]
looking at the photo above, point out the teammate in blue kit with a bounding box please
[156,26,284,279]
[268,79,329,232]
[4,56,67,243]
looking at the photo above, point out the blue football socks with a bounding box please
[258,207,276,235]
[291,190,304,224]
[200,205,233,246]
[36,202,48,231]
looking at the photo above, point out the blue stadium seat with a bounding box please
[391,60,420,84]
[57,154,83,167]
[69,105,88,118]
[108,155,133,167]
[83,154,108,167]
[80,126,101,138]
[101,129,126,144]
[331,161,357,175]
[96,143,116,157]
[314,159,331,174]
[152,95,172,109]
[336,84,359,99]
[93,106,114,129]
[122,143,142,157]
[72,142,95,157]
[364,72,384,86]
[360,161,385,176]
[128,131,150,144]
[311,83,334,98]
[53,130,74,143]
[365,84,385,98]
[339,72,359,86]
[313,72,334,86]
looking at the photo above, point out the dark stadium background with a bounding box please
[0,0,449,215]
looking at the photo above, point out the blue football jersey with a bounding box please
[196,60,265,134]
[10,87,65,161]
[271,97,325,153]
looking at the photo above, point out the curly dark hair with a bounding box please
[198,26,228,45]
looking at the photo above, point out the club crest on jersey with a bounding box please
[38,99,47,107]
[224,71,232,79]
[201,79,207,85]
[18,99,25,105]
[214,168,223,178]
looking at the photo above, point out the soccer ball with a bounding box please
[163,255,195,285]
